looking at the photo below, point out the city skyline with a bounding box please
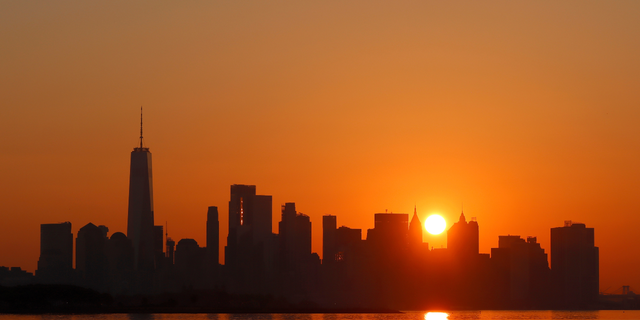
[2,1,640,295]
[5,190,602,309]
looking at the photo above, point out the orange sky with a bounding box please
[1,1,639,293]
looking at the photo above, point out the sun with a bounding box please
[425,214,446,235]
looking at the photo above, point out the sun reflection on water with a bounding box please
[424,312,449,320]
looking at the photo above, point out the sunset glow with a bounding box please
[425,312,449,320]
[425,215,447,235]
[0,1,639,295]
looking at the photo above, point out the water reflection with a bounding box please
[1,311,639,320]
[551,310,598,319]
[425,312,448,320]
[127,315,155,320]
[448,311,481,320]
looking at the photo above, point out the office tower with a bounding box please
[279,203,312,269]
[335,226,362,262]
[447,211,479,259]
[323,215,337,264]
[127,111,155,272]
[175,239,206,288]
[409,206,423,247]
[227,184,256,242]
[206,206,219,266]
[76,223,108,290]
[225,184,275,294]
[278,202,319,297]
[366,213,409,249]
[153,225,164,268]
[37,222,74,283]
[490,235,550,304]
[226,184,273,254]
[105,232,134,294]
[551,221,599,307]
[253,195,273,244]
[166,237,175,265]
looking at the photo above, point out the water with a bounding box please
[0,312,639,320]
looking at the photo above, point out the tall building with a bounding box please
[490,235,550,304]
[206,206,219,266]
[279,203,312,270]
[175,238,206,288]
[36,222,73,283]
[76,223,108,291]
[551,221,599,307]
[322,215,337,264]
[278,202,319,297]
[366,213,409,250]
[166,237,175,265]
[409,206,423,247]
[335,226,362,262]
[447,211,479,260]
[126,111,155,272]
[105,232,134,294]
[224,184,275,294]
[153,225,164,268]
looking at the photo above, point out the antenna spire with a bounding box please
[139,106,144,148]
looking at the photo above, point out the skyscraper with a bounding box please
[224,184,275,294]
[36,222,73,284]
[279,203,312,270]
[366,213,409,250]
[126,110,155,272]
[447,211,479,260]
[550,221,599,307]
[322,215,337,264]
[76,222,108,290]
[409,206,423,247]
[206,206,219,267]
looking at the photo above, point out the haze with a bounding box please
[1,1,639,293]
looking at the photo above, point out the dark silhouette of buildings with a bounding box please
[206,206,220,267]
[447,211,479,260]
[105,231,134,294]
[322,215,338,264]
[206,206,220,287]
[551,221,599,308]
[36,222,73,284]
[153,225,164,268]
[224,184,276,294]
[278,203,319,298]
[76,223,108,291]
[366,213,409,252]
[126,112,156,274]
[175,238,205,288]
[409,206,423,248]
[279,203,312,270]
[490,235,551,306]
[166,236,175,265]
[21,118,606,310]
[0,267,34,286]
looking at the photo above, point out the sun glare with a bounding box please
[425,214,446,235]
[425,312,449,320]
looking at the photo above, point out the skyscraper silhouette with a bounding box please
[225,184,275,294]
[447,211,479,260]
[36,222,73,284]
[206,206,219,267]
[126,110,155,273]
[409,206,422,247]
[322,215,337,264]
[551,221,599,308]
[76,223,108,291]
